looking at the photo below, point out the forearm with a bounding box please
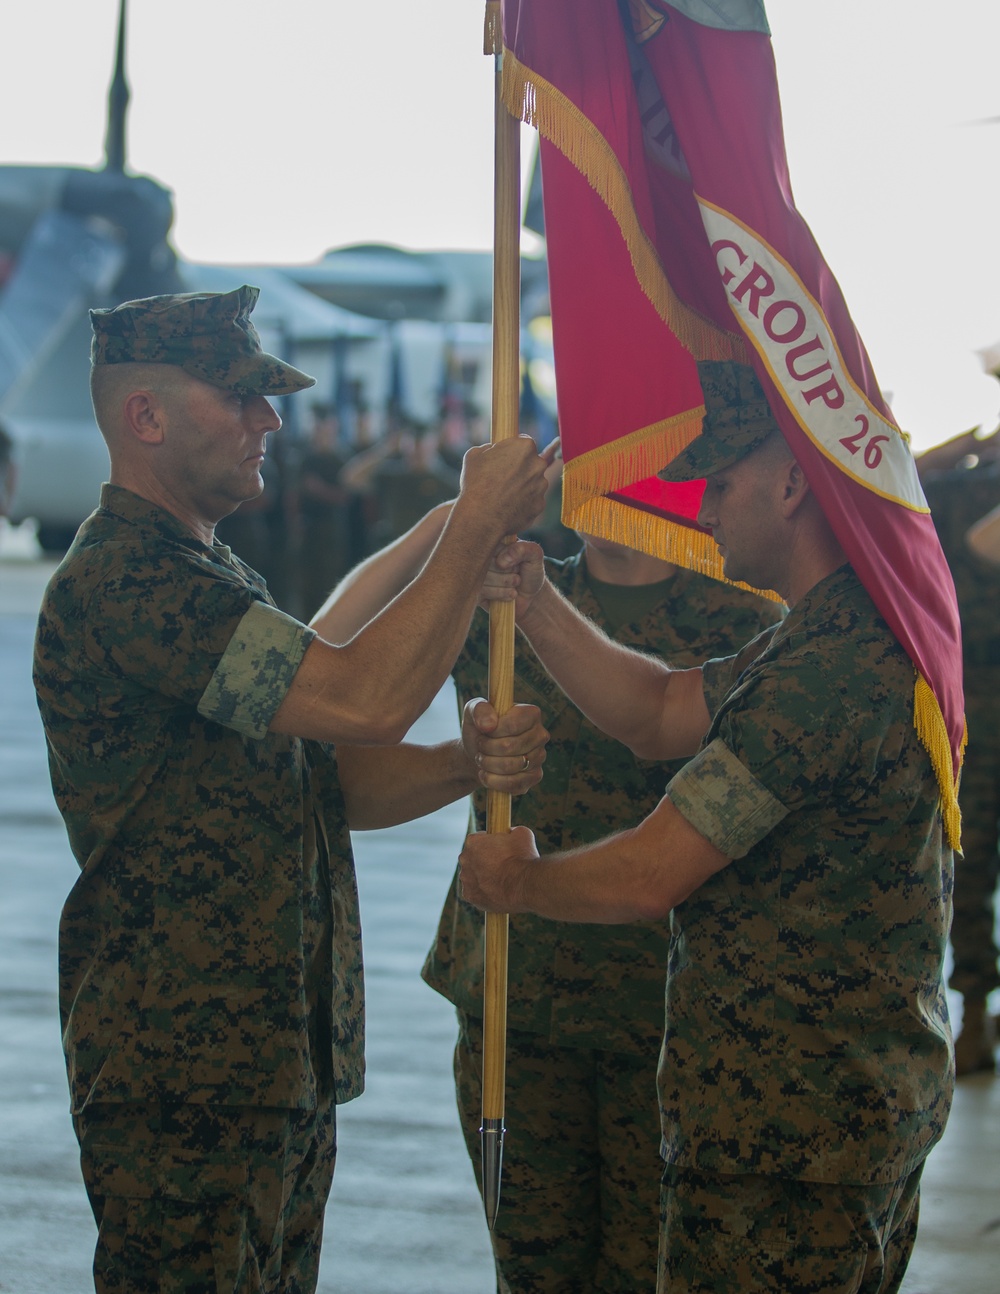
[518,580,699,759]
[310,501,453,642]
[967,502,1000,563]
[518,829,669,923]
[460,795,730,922]
[345,508,505,723]
[272,437,546,745]
[338,739,476,830]
[915,429,988,478]
[292,505,509,744]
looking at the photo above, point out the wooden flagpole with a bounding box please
[481,6,520,1231]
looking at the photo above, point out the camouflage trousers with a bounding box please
[950,676,1000,1001]
[73,1096,337,1294]
[454,1011,661,1294]
[657,1162,922,1294]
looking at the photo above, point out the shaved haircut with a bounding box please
[90,363,191,438]
[751,427,796,468]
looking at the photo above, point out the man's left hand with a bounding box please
[462,698,547,795]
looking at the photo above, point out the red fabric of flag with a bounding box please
[498,0,964,846]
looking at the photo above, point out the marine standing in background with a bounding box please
[429,538,781,1293]
[340,424,461,553]
[919,425,1000,1075]
[297,403,353,616]
[318,485,781,1292]
[32,285,549,1294]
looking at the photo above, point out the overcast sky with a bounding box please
[3,0,999,451]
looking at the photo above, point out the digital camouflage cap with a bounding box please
[659,360,783,482]
[89,285,316,396]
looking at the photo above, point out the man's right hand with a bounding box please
[457,437,548,538]
[481,537,548,622]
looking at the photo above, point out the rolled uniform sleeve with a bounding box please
[666,736,788,859]
[198,601,315,738]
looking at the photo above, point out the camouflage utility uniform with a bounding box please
[658,565,954,1294]
[923,462,1000,1028]
[34,485,364,1290]
[423,552,781,1293]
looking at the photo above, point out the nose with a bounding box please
[251,395,281,433]
[696,483,718,530]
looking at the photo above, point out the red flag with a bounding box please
[497,0,964,847]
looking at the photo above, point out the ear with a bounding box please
[779,459,811,518]
[122,390,165,446]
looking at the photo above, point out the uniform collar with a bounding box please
[98,483,218,556]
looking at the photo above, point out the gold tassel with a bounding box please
[498,49,747,365]
[483,1,501,56]
[913,673,965,853]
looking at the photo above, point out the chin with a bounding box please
[237,477,265,502]
[220,487,262,517]
[725,558,774,594]
[722,559,756,589]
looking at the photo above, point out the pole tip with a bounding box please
[480,1119,505,1231]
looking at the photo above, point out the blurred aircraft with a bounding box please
[0,1,552,553]
[0,0,186,550]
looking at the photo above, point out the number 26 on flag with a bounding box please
[840,415,889,469]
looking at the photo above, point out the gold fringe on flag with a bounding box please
[913,672,965,853]
[561,407,783,605]
[565,493,784,604]
[484,1,502,56]
[499,48,747,366]
[559,405,706,518]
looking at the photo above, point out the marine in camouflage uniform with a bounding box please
[659,563,952,1292]
[36,482,354,1294]
[32,286,549,1294]
[423,552,782,1293]
[369,435,461,549]
[458,361,956,1294]
[297,405,353,617]
[922,456,1000,1074]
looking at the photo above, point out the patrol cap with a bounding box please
[658,360,782,482]
[89,285,316,396]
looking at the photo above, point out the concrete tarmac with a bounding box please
[1,535,998,1293]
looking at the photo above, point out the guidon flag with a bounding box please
[484,0,965,848]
